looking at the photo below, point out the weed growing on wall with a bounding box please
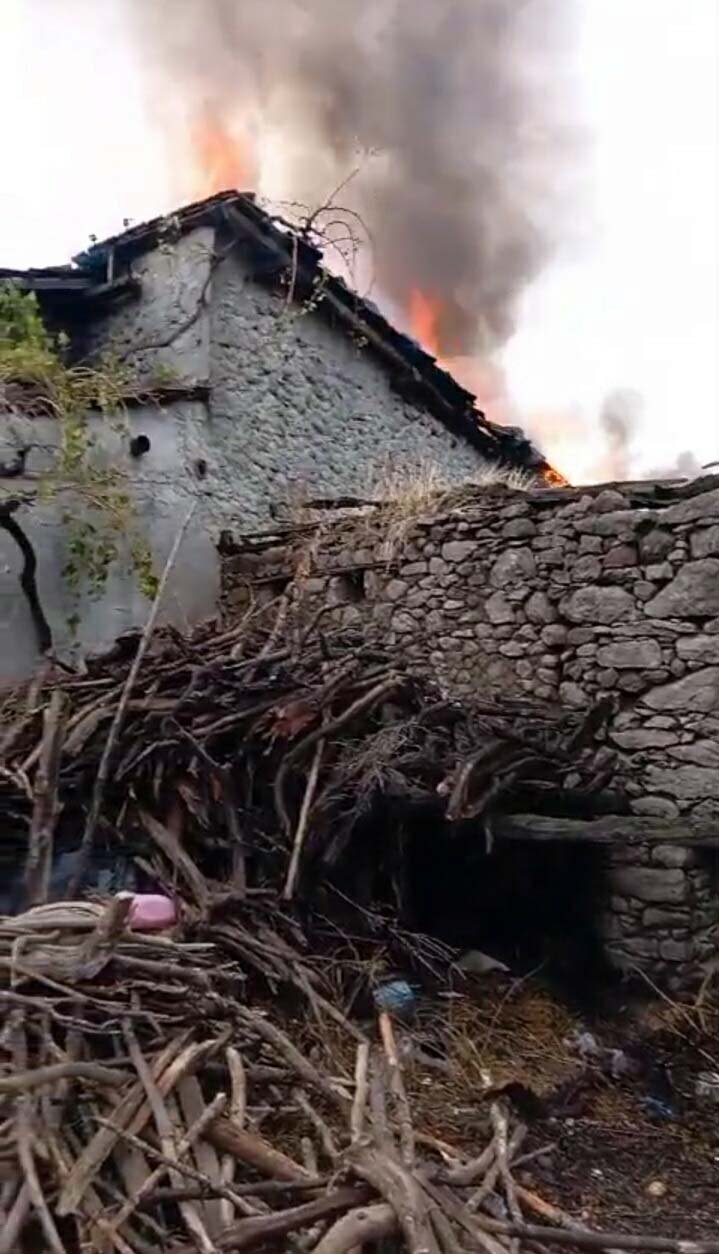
[0,283,159,620]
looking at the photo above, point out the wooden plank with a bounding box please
[493,813,719,847]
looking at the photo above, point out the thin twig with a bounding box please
[69,501,198,895]
[103,1092,227,1241]
[350,1042,369,1144]
[25,689,67,907]
[283,736,324,898]
[123,1019,217,1253]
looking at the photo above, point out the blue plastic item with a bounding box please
[640,1096,674,1120]
[372,979,417,1022]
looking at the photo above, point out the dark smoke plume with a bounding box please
[125,0,584,358]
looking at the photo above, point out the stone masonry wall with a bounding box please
[222,479,719,984]
[596,841,718,984]
[207,249,485,530]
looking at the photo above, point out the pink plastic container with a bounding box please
[127,893,177,931]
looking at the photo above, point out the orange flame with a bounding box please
[190,105,258,199]
[542,465,570,486]
[409,288,444,358]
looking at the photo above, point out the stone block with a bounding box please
[634,582,657,601]
[611,729,680,749]
[619,672,652,693]
[691,525,719,558]
[525,591,556,624]
[579,534,604,553]
[489,548,536,587]
[669,740,719,767]
[391,612,416,633]
[559,681,587,708]
[573,554,602,580]
[541,624,567,647]
[645,559,719,618]
[592,489,628,513]
[597,668,619,689]
[541,549,565,565]
[677,635,719,665]
[580,509,646,536]
[503,518,536,539]
[596,639,662,669]
[536,668,558,685]
[535,683,555,699]
[562,585,634,625]
[499,641,526,657]
[643,906,690,926]
[639,529,674,562]
[611,867,687,903]
[641,667,719,712]
[645,562,673,581]
[651,845,698,869]
[384,579,408,602]
[441,540,477,563]
[659,939,692,961]
[604,544,638,568]
[567,627,595,644]
[611,936,660,958]
[662,487,719,525]
[644,763,719,800]
[485,592,515,625]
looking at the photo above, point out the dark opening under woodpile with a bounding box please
[1,604,717,1253]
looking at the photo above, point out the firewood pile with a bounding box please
[2,606,710,1253]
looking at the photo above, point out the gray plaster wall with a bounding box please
[0,401,218,683]
[1,228,219,683]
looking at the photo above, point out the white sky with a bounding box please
[0,0,717,483]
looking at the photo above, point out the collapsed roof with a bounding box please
[2,190,556,477]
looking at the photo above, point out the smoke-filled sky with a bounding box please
[0,0,716,483]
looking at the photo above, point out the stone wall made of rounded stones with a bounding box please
[221,481,719,825]
[596,842,719,985]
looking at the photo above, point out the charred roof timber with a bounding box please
[5,190,555,477]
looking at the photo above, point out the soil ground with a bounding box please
[399,973,719,1241]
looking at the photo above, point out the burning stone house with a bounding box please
[2,191,718,990]
[0,191,551,681]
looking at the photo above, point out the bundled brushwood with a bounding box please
[0,602,617,914]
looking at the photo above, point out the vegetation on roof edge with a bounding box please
[0,282,159,616]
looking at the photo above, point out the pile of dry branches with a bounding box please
[0,605,617,910]
[4,607,706,1253]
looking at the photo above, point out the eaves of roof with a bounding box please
[6,191,557,477]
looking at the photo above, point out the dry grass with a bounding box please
[286,973,585,1153]
[274,455,539,594]
[363,457,537,562]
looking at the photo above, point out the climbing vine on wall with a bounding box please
[0,284,159,624]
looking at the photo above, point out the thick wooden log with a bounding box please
[494,813,719,847]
